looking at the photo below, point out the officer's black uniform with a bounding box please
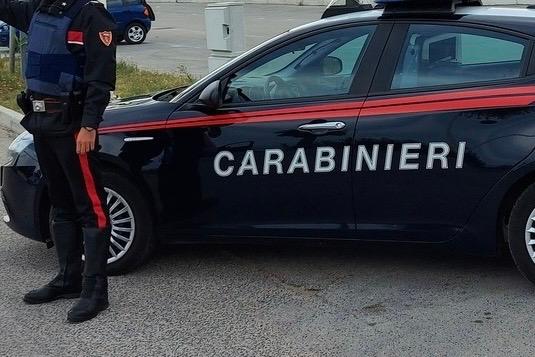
[0,0,116,322]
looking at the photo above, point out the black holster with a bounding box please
[16,91,32,115]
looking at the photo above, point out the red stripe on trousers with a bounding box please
[78,153,107,229]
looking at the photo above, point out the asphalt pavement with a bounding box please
[117,3,324,76]
[0,125,535,355]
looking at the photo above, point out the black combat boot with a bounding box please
[23,220,83,304]
[67,227,110,323]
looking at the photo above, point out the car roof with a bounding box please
[299,6,535,37]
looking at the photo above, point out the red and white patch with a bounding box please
[99,31,113,47]
[67,31,84,45]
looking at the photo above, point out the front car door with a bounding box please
[355,22,535,243]
[161,23,390,239]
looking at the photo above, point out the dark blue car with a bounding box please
[7,0,535,285]
[0,21,18,47]
[0,21,8,46]
[107,0,155,44]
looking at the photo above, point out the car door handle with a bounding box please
[298,122,346,133]
[123,136,154,142]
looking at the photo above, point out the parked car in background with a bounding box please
[0,21,11,47]
[107,0,155,44]
[0,21,20,48]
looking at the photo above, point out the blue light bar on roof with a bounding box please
[375,0,419,2]
[378,0,481,16]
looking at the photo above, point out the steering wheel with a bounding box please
[264,75,299,99]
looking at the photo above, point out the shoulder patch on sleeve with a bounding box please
[99,31,113,46]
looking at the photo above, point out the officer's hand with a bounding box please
[76,128,97,154]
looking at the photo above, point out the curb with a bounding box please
[0,105,24,135]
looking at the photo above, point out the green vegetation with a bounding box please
[115,62,194,98]
[0,57,194,112]
[0,57,23,112]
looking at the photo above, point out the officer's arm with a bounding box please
[80,4,117,129]
[0,0,40,32]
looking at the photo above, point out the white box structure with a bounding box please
[205,2,245,72]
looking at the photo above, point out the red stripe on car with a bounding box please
[98,85,535,134]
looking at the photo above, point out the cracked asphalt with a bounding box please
[0,125,535,356]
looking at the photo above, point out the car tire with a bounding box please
[124,23,147,45]
[507,183,535,284]
[101,170,155,275]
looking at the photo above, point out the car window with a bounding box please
[391,24,528,90]
[106,0,122,8]
[224,25,376,104]
[123,0,142,5]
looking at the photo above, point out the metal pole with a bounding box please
[8,26,16,73]
[19,33,27,84]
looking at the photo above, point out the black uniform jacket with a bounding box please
[0,0,117,130]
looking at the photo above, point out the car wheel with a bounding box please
[508,183,535,284]
[101,170,155,275]
[124,23,147,44]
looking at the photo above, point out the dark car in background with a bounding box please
[107,0,155,44]
[0,21,20,48]
[0,21,9,47]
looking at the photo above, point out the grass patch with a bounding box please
[0,57,23,112]
[0,57,195,112]
[115,61,194,98]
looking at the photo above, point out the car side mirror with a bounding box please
[198,80,223,111]
[322,56,343,76]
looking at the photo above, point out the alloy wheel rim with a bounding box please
[128,26,144,42]
[524,208,535,264]
[106,187,135,264]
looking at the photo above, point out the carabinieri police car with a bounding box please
[4,0,535,284]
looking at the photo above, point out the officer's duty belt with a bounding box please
[31,98,65,114]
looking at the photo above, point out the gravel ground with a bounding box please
[0,126,535,356]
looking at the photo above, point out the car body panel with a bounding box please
[455,147,535,256]
[355,86,535,243]
[159,100,360,239]
[1,142,47,242]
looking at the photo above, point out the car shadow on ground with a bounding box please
[137,241,533,291]
[150,240,515,272]
[8,237,535,293]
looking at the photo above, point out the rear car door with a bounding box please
[355,22,535,243]
[162,24,390,239]
[122,0,144,18]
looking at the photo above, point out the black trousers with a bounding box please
[33,134,109,229]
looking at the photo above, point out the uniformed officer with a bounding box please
[0,0,116,322]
